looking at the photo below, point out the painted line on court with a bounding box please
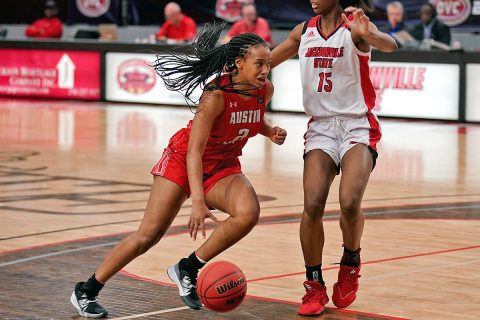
[363,257,480,281]
[0,219,141,241]
[119,269,175,287]
[2,200,479,252]
[0,230,131,255]
[246,295,409,320]
[109,306,189,319]
[247,245,480,282]
[0,230,189,265]
[0,242,118,267]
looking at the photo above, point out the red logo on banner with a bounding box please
[77,0,110,18]
[117,59,157,95]
[0,49,100,100]
[430,0,471,26]
[369,66,426,110]
[216,0,254,22]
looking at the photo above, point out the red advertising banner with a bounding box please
[0,49,101,100]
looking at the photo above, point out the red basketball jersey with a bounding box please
[181,74,267,160]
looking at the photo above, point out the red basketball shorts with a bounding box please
[151,130,242,196]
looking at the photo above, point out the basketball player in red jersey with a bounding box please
[271,0,397,316]
[70,23,286,318]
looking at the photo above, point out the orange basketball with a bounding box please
[197,261,247,312]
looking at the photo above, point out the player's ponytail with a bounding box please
[340,0,375,13]
[152,22,268,106]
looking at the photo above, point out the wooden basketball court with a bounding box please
[0,98,479,319]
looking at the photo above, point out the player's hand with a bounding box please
[270,126,287,145]
[342,7,370,38]
[188,201,219,241]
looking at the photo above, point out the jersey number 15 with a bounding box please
[317,72,332,92]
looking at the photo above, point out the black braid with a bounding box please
[152,21,268,107]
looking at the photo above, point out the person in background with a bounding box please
[156,2,197,43]
[222,4,272,46]
[411,2,450,46]
[25,0,62,39]
[380,1,409,37]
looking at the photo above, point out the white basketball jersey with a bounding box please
[299,16,376,118]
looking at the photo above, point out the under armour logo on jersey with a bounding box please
[306,30,315,37]
[229,101,238,108]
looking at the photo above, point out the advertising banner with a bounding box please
[0,49,101,100]
[106,52,202,105]
[466,64,480,122]
[271,59,459,120]
[370,61,459,120]
[68,0,120,24]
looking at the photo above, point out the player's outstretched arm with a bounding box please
[187,90,223,240]
[271,23,303,68]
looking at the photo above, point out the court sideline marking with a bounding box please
[2,200,479,242]
[109,306,189,319]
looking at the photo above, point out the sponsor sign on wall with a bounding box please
[69,0,118,24]
[0,49,100,100]
[77,0,111,18]
[106,53,202,105]
[431,0,472,26]
[270,59,459,120]
[466,64,480,122]
[370,61,459,120]
[271,59,304,112]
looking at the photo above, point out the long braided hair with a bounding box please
[152,22,268,106]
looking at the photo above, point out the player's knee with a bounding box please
[339,196,361,218]
[234,201,260,229]
[135,232,161,254]
[304,197,326,221]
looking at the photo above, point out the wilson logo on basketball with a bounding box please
[215,277,245,294]
[431,0,472,26]
[77,0,110,18]
[117,59,157,95]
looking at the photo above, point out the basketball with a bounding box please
[197,261,247,312]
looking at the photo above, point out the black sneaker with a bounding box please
[167,262,202,310]
[70,282,108,318]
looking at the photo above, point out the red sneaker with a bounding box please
[332,265,361,308]
[297,281,329,316]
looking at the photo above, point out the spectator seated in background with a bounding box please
[25,0,62,39]
[380,1,419,48]
[156,2,197,44]
[380,2,410,45]
[222,4,272,46]
[411,3,451,46]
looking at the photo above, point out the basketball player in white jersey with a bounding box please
[271,0,397,316]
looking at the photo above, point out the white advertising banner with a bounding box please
[271,59,304,112]
[106,52,201,105]
[270,59,459,120]
[370,62,459,120]
[466,64,480,122]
